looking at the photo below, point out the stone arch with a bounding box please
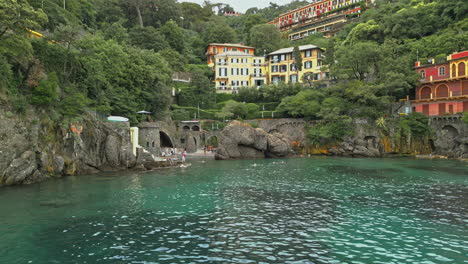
[436,84,449,98]
[159,131,174,148]
[452,64,457,77]
[269,129,279,134]
[182,125,190,131]
[442,125,459,139]
[420,86,432,99]
[458,62,466,77]
[206,135,219,147]
[192,125,200,131]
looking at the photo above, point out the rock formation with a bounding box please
[0,105,178,187]
[215,121,292,160]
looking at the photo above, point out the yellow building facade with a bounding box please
[266,45,328,84]
[214,51,267,94]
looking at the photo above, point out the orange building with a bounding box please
[412,51,468,116]
[206,43,255,68]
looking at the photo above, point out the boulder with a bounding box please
[1,151,38,185]
[215,121,292,160]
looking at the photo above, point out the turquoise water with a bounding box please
[0,157,467,264]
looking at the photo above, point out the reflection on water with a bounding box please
[0,157,467,263]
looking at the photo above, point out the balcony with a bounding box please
[250,74,266,78]
[216,62,228,66]
[414,90,468,101]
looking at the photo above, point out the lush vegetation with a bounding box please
[0,0,466,134]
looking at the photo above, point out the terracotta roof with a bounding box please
[207,43,255,49]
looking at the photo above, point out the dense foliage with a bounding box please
[0,0,466,130]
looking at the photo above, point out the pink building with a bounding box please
[412,51,468,116]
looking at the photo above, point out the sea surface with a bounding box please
[0,157,467,264]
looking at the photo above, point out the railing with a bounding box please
[217,86,240,90]
[250,74,266,77]
[415,90,468,100]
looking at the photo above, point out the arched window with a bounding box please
[420,86,431,99]
[458,62,466,77]
[452,64,457,77]
[420,70,425,79]
[436,84,449,98]
[439,67,445,76]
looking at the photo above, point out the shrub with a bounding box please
[307,116,352,145]
[462,112,468,124]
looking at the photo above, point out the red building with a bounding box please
[412,51,468,116]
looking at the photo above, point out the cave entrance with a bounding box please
[160,131,174,148]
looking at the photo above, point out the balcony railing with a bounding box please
[415,90,468,100]
[250,74,266,78]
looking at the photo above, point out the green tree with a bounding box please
[248,24,285,55]
[202,18,238,44]
[31,73,59,106]
[293,46,302,74]
[128,26,169,51]
[0,0,47,39]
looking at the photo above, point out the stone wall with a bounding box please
[138,122,161,155]
[430,115,468,158]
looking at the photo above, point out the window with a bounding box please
[272,55,279,63]
[304,61,312,69]
[245,49,249,54]
[212,47,216,53]
[290,75,298,83]
[219,68,227,77]
[290,64,296,71]
[272,76,279,84]
[317,60,322,66]
[271,65,279,72]
[305,50,311,57]
[439,67,445,76]
[420,70,425,79]
[223,47,227,52]
[231,68,238,75]
[280,65,287,72]
[280,54,286,61]
[232,48,237,51]
[242,58,248,63]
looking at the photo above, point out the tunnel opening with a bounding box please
[160,131,174,148]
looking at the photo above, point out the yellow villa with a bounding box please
[214,51,267,94]
[266,44,328,84]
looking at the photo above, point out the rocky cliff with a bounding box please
[0,105,138,186]
[215,121,292,160]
